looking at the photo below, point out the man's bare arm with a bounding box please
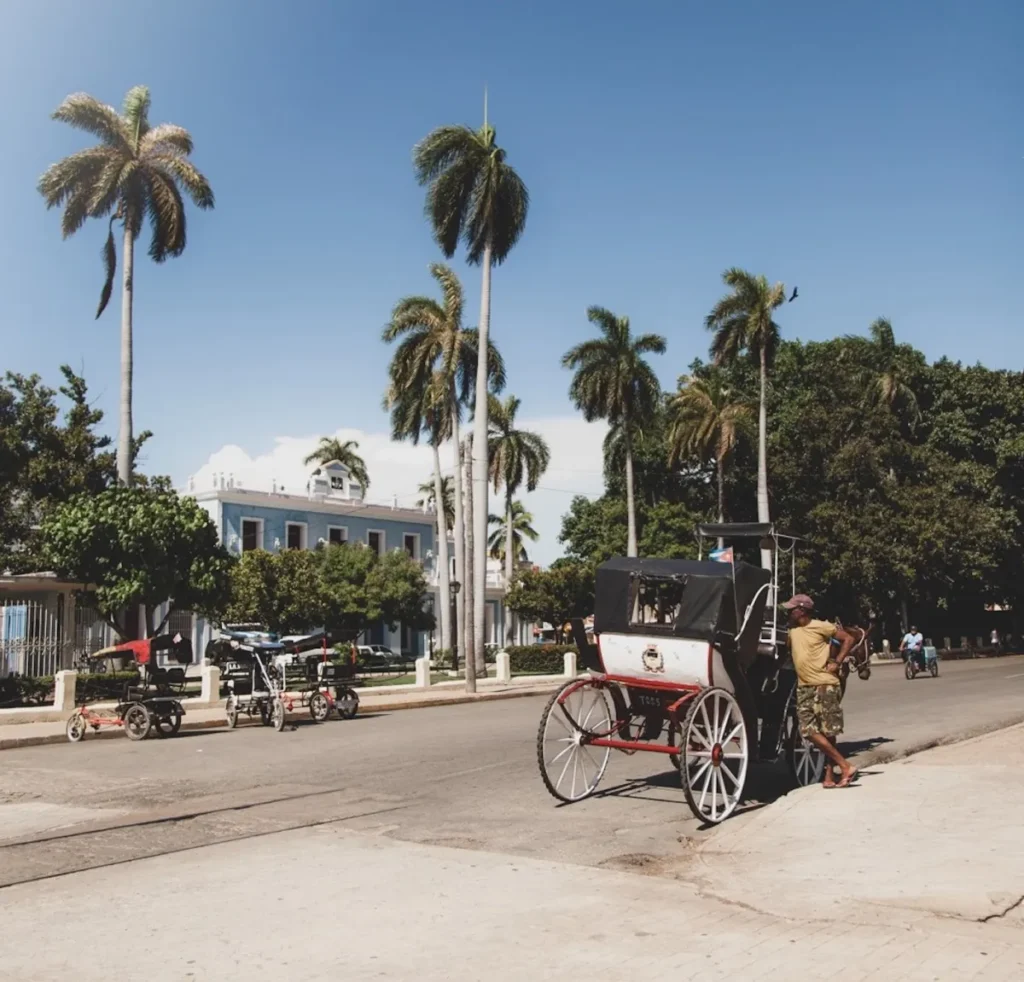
[831,625,855,669]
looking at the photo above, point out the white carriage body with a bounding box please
[596,632,735,695]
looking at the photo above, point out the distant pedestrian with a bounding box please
[783,594,859,789]
[900,626,924,668]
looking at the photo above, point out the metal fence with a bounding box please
[1,598,68,678]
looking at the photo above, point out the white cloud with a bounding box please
[187,416,608,566]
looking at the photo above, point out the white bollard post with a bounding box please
[200,664,221,705]
[415,656,432,688]
[563,650,577,678]
[496,650,511,684]
[882,639,891,658]
[54,670,77,712]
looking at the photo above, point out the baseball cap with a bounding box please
[782,594,814,611]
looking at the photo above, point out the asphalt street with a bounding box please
[1,655,1022,887]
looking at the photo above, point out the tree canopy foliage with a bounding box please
[0,365,158,573]
[505,559,595,641]
[41,486,233,638]
[226,544,435,639]
[559,331,1024,638]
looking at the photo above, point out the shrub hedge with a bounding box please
[0,671,141,708]
[507,644,577,675]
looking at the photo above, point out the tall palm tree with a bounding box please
[383,264,505,691]
[705,268,787,568]
[386,371,453,659]
[488,501,538,562]
[303,437,370,494]
[667,373,751,544]
[414,100,529,676]
[487,394,549,566]
[487,393,549,643]
[417,475,455,531]
[866,318,921,425]
[38,86,213,485]
[562,306,666,556]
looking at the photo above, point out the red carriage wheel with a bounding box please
[537,680,613,803]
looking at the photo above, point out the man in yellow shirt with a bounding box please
[783,594,859,788]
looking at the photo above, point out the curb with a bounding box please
[861,711,1024,766]
[0,681,563,751]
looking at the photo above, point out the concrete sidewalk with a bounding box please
[3,727,1022,980]
[0,675,564,750]
[693,723,1024,927]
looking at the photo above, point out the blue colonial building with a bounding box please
[189,459,512,657]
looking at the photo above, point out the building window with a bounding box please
[403,533,420,560]
[328,526,348,546]
[241,518,263,553]
[367,530,384,556]
[286,522,306,550]
[330,475,346,490]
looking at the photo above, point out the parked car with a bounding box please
[357,644,406,667]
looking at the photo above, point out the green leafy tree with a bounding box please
[488,500,539,562]
[562,306,666,556]
[487,392,549,643]
[42,486,233,639]
[505,560,595,642]
[414,107,529,677]
[38,86,213,485]
[303,437,370,494]
[0,366,162,572]
[705,269,788,567]
[226,549,324,636]
[227,544,433,642]
[667,372,751,540]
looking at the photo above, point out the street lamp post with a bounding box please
[449,580,461,673]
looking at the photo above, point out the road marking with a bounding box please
[1005,673,1024,679]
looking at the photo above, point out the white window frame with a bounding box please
[285,521,308,550]
[367,529,385,557]
[240,517,264,553]
[327,525,348,546]
[402,532,421,561]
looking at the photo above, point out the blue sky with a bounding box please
[1,1,1021,561]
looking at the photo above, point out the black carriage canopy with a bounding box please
[593,557,771,644]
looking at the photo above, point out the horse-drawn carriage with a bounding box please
[536,523,870,824]
[66,633,193,742]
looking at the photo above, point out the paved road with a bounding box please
[1,656,1022,886]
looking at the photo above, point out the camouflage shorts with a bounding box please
[796,684,844,738]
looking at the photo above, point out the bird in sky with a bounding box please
[789,286,799,302]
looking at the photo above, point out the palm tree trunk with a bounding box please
[463,432,477,692]
[717,453,725,551]
[624,425,638,557]
[471,240,493,681]
[451,403,466,675]
[505,491,515,646]
[431,443,451,661]
[117,224,135,486]
[757,344,771,570]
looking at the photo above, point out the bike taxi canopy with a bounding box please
[91,633,193,666]
[593,557,770,645]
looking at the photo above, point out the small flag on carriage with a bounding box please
[709,546,734,563]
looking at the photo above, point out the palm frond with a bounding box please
[50,94,128,149]
[37,147,115,209]
[121,86,151,146]
[95,219,117,319]
[147,153,214,209]
[145,169,186,261]
[139,123,193,156]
